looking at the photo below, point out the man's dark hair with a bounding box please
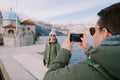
[98,2,120,35]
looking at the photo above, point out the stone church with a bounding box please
[0,10,36,47]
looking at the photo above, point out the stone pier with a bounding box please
[0,45,47,80]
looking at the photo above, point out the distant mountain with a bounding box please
[15,12,95,36]
[34,21,65,36]
[17,12,95,36]
[34,20,95,36]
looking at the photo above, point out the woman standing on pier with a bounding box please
[43,30,60,68]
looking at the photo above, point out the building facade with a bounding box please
[0,10,36,47]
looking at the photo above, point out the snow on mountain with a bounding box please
[52,23,95,35]
[11,12,95,36]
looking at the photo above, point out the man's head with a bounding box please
[92,2,120,47]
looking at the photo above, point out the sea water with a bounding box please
[39,36,94,64]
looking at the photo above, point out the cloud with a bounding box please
[22,0,119,20]
[0,0,120,24]
[73,15,99,24]
[46,15,98,24]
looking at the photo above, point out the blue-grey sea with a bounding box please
[39,36,94,64]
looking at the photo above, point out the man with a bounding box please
[44,3,120,80]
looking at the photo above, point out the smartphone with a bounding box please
[70,33,83,42]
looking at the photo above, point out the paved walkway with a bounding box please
[0,44,47,80]
[12,53,48,80]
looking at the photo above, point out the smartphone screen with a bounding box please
[70,33,83,42]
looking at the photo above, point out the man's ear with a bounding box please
[102,28,112,38]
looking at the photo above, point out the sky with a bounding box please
[0,0,120,24]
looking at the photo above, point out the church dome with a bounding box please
[2,10,20,21]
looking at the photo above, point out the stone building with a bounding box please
[0,10,36,47]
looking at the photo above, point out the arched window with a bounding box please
[27,28,31,31]
[8,30,14,34]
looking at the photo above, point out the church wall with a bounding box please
[3,36,15,47]
[3,20,14,26]
[23,25,36,34]
[17,27,24,36]
[4,28,16,36]
[21,36,34,46]
[3,26,35,47]
[3,28,20,47]
[2,20,20,27]
[22,26,35,46]
[15,36,21,47]
[3,36,22,47]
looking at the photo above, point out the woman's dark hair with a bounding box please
[97,2,120,35]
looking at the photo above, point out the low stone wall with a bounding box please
[0,59,12,80]
[3,36,15,47]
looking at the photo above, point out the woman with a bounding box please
[43,31,60,68]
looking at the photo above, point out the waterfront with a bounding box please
[0,36,93,80]
[39,36,94,64]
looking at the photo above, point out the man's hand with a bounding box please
[79,33,89,52]
[61,33,73,52]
